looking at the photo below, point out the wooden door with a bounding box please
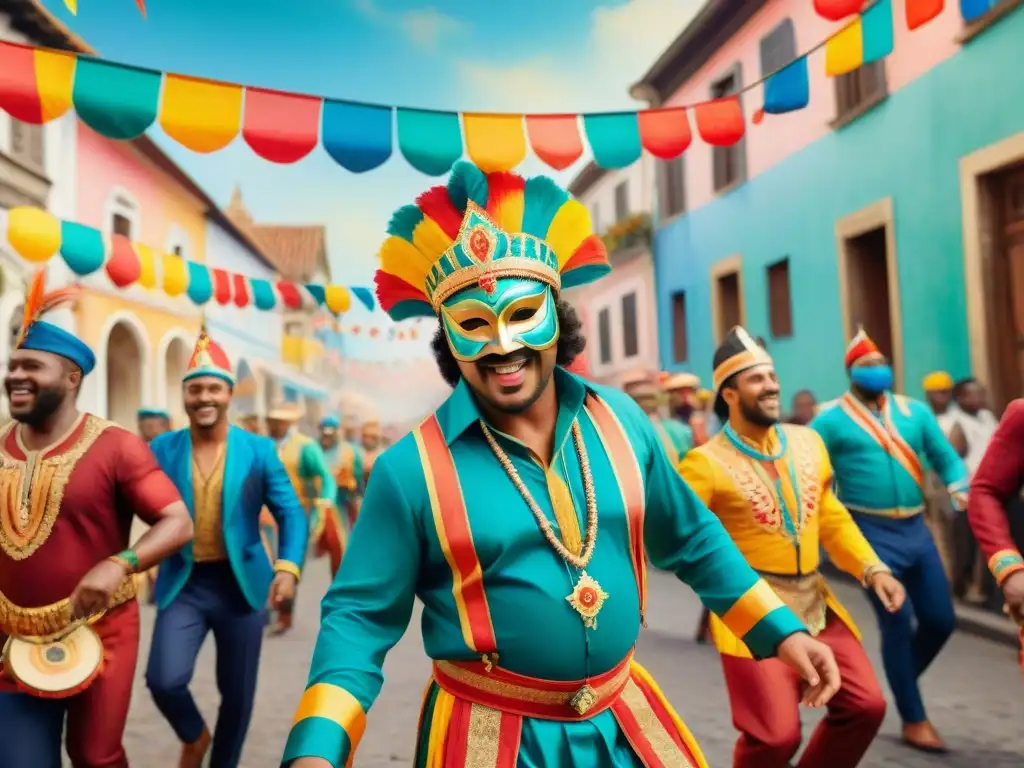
[1001,168,1024,410]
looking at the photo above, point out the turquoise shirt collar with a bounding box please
[437,367,589,454]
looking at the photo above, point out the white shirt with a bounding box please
[946,405,998,478]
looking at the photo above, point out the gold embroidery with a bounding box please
[433,658,632,707]
[0,576,136,638]
[464,702,502,768]
[0,415,111,560]
[619,679,693,767]
[703,435,780,532]
[781,426,822,531]
[757,571,828,636]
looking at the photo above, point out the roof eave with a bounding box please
[568,161,609,198]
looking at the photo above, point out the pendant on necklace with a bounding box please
[566,571,608,629]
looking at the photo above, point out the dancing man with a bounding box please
[282,163,842,768]
[681,326,904,767]
[146,328,308,768]
[812,329,968,752]
[0,273,193,767]
[967,399,1024,660]
[265,402,336,634]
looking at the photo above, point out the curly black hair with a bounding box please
[431,298,587,388]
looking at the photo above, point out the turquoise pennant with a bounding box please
[322,101,393,173]
[304,284,326,305]
[862,0,895,63]
[186,262,212,305]
[72,59,161,140]
[350,286,375,311]
[250,279,277,310]
[396,109,462,176]
[59,221,105,276]
[583,113,642,169]
[763,58,810,115]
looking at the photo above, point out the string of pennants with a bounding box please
[2,206,377,316]
[313,314,428,343]
[63,0,146,15]
[0,0,998,177]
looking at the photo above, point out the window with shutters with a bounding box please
[759,19,797,77]
[710,65,747,193]
[621,292,639,358]
[766,258,793,338]
[834,61,888,123]
[660,156,686,219]
[112,214,133,238]
[614,182,629,221]
[597,308,612,364]
[105,188,141,241]
[9,120,44,172]
[671,291,688,363]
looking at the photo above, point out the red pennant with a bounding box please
[369,327,380,339]
[276,281,303,309]
[693,97,745,147]
[106,235,141,288]
[637,108,692,159]
[211,268,231,305]
[906,0,944,29]
[813,0,863,20]
[243,88,321,164]
[231,274,250,308]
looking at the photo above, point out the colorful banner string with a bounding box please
[2,206,376,315]
[0,0,990,177]
[63,0,146,16]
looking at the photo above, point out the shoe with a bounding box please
[179,727,211,768]
[901,721,949,753]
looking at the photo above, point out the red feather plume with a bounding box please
[562,234,609,272]
[484,172,525,216]
[415,186,463,239]
[16,271,80,348]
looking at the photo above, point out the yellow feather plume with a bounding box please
[379,236,436,293]
[492,189,525,235]
[545,199,592,270]
[410,217,455,265]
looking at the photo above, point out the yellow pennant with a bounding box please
[63,0,77,14]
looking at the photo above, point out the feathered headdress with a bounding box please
[374,162,610,321]
[14,271,95,375]
[16,271,79,349]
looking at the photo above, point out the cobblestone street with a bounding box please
[125,563,1024,767]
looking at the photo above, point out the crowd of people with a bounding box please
[0,162,1022,768]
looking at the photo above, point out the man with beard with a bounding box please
[282,163,842,768]
[0,272,193,767]
[264,402,335,635]
[811,329,968,753]
[679,326,902,767]
[145,329,307,768]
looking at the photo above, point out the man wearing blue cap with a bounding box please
[0,272,194,768]
[146,327,308,768]
[137,407,172,444]
[317,415,352,575]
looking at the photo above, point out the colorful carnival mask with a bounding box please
[373,162,611,365]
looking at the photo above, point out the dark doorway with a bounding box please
[843,226,894,363]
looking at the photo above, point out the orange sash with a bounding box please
[838,393,924,488]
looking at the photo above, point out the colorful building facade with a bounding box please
[565,157,660,387]
[635,1,1024,408]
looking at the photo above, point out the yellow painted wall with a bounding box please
[76,289,200,351]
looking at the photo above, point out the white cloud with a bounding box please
[455,0,707,112]
[351,0,466,51]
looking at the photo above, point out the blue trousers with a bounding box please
[854,513,956,724]
[146,562,265,768]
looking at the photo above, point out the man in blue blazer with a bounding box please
[145,328,308,768]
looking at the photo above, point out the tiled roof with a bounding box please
[225,188,328,283]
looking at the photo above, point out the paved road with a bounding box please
[124,562,1024,767]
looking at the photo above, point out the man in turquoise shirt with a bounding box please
[812,329,968,753]
[282,163,842,768]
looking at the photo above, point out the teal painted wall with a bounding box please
[655,6,1024,403]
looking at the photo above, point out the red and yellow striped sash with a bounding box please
[838,393,924,487]
[585,393,648,622]
[414,415,498,655]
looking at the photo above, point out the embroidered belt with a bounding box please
[432,651,634,721]
[0,577,136,638]
[757,571,827,636]
[847,504,924,519]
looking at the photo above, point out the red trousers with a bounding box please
[315,508,346,578]
[721,615,886,768]
[0,600,140,767]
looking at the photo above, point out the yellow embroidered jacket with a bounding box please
[679,424,886,657]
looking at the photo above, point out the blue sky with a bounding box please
[40,0,705,356]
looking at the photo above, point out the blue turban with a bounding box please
[19,320,96,375]
[137,408,170,421]
[320,415,341,430]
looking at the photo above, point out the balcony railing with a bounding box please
[601,213,652,254]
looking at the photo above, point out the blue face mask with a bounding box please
[850,365,893,394]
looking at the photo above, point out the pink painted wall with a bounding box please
[668,0,964,213]
[75,124,208,259]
